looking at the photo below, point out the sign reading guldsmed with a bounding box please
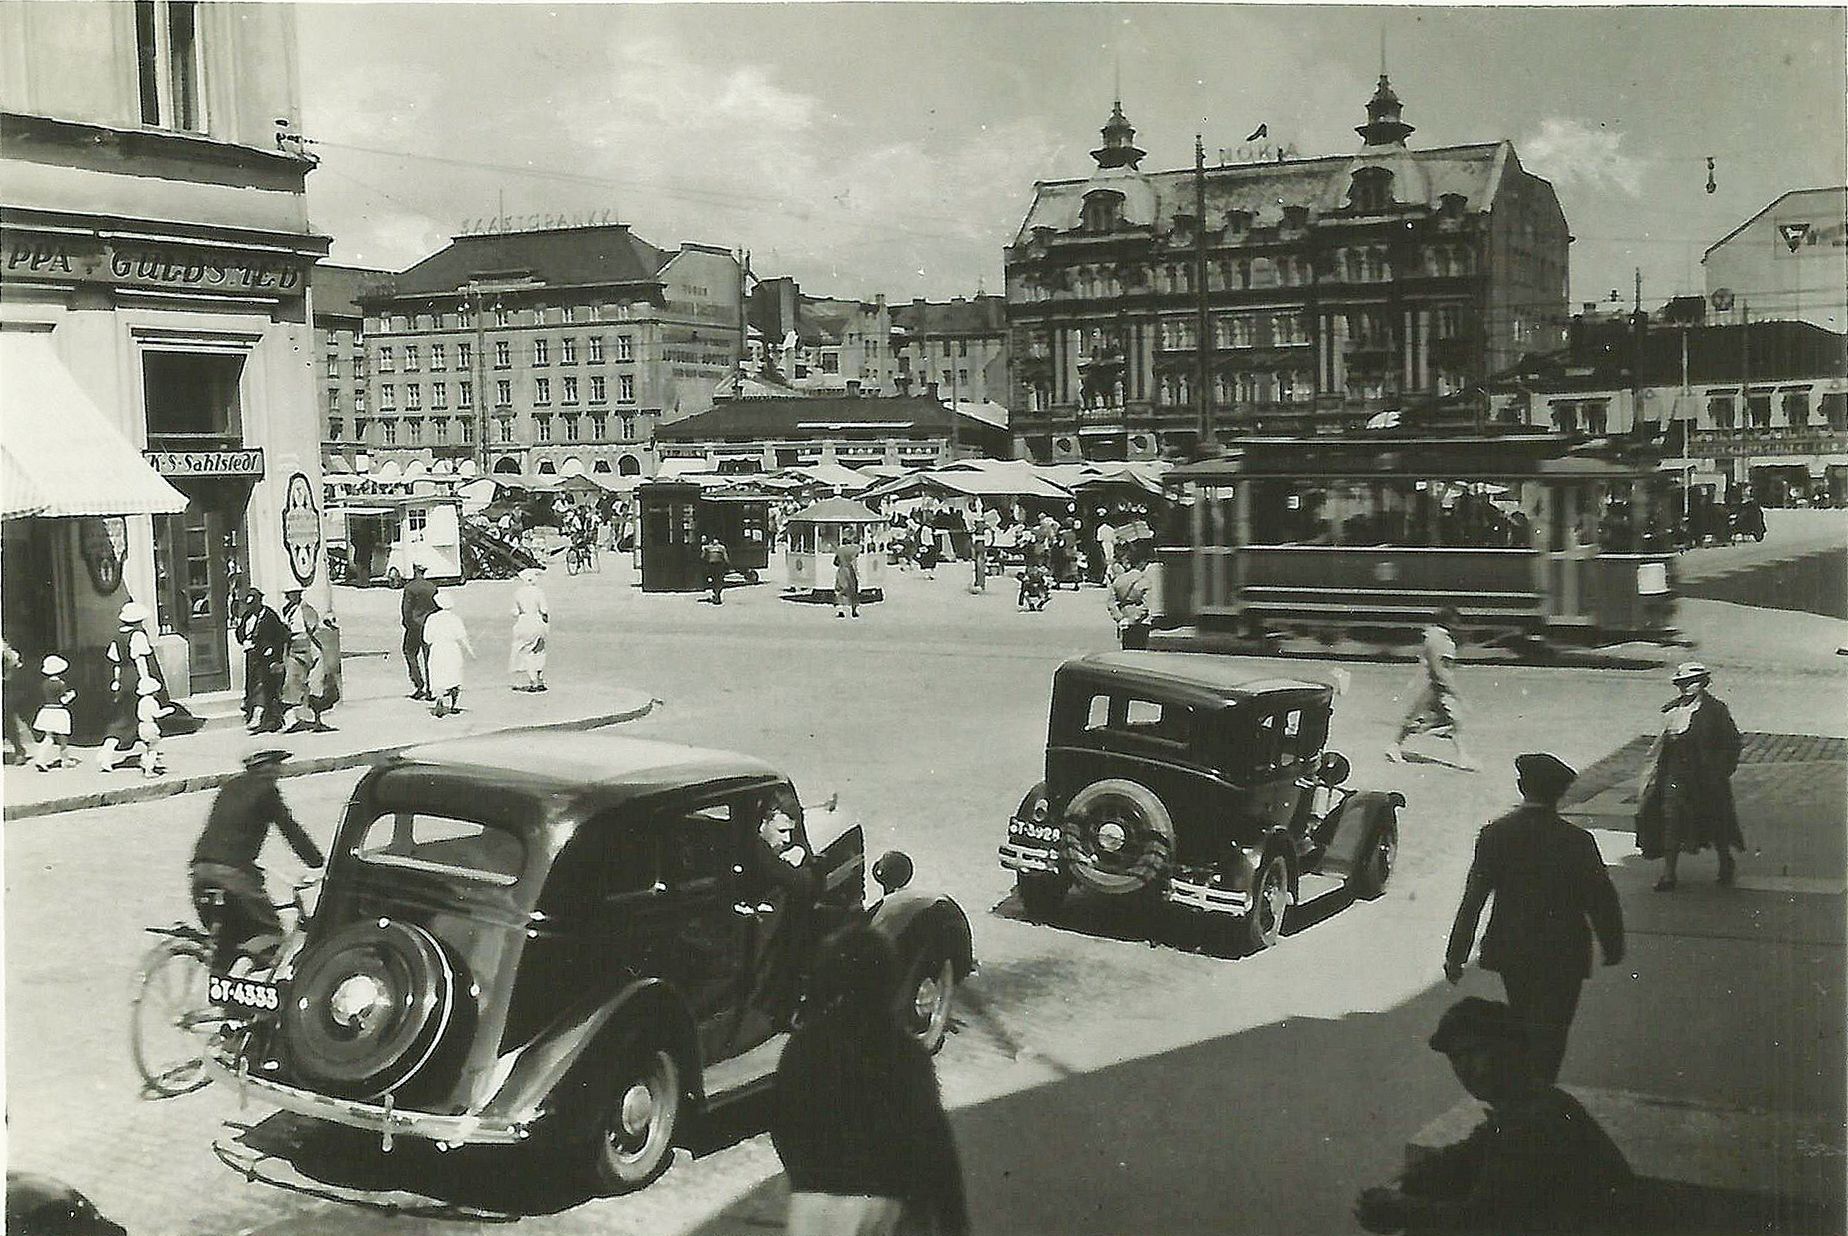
[144,449,266,478]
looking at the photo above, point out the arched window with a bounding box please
[1349,167,1395,212]
[1080,190,1125,232]
[492,456,521,475]
[618,454,642,476]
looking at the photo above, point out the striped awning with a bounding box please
[1,333,187,518]
[1,445,48,520]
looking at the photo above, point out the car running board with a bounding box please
[702,1032,790,1105]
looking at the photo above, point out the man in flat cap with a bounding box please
[1355,997,1634,1234]
[189,749,324,968]
[1444,753,1625,1083]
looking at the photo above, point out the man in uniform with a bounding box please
[1354,997,1634,1234]
[1444,752,1625,1083]
[400,564,438,701]
[190,750,324,967]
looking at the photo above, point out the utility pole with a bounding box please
[468,281,490,477]
[949,320,961,460]
[1194,134,1214,453]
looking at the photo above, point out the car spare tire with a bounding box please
[281,919,457,1099]
[1061,779,1174,896]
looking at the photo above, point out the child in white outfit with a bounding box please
[134,677,172,777]
[31,655,76,771]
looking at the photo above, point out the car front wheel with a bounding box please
[590,1047,681,1194]
[899,950,956,1054]
[1242,855,1291,953]
[1016,871,1069,921]
[1349,820,1398,901]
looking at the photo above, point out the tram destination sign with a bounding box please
[144,448,266,478]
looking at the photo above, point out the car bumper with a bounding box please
[998,840,1060,874]
[204,1057,530,1146]
[1000,844,1255,914]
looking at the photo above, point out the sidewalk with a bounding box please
[3,677,657,820]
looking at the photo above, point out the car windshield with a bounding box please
[355,811,526,885]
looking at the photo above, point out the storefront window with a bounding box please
[143,352,243,439]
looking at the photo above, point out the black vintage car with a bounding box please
[1000,653,1403,954]
[205,733,973,1194]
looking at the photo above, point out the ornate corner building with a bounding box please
[1004,78,1571,461]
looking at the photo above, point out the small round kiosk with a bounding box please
[784,497,887,600]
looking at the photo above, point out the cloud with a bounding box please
[1521,117,1647,197]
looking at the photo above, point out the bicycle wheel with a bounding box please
[130,939,216,1098]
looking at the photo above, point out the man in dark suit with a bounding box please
[1445,753,1625,1083]
[400,564,438,700]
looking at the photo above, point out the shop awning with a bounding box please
[0,333,187,517]
[1,446,48,520]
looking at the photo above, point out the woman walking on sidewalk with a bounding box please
[423,592,475,717]
[508,568,549,692]
[1636,662,1744,891]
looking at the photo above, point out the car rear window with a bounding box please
[355,812,526,885]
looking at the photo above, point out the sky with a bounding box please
[298,3,1847,312]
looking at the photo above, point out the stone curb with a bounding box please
[4,696,657,821]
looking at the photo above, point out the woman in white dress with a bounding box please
[423,592,475,717]
[508,568,549,692]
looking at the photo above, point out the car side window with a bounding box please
[662,801,740,887]
[1275,709,1305,771]
[1079,691,1192,749]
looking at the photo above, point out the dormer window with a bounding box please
[1224,209,1254,233]
[1349,167,1395,213]
[1081,190,1126,232]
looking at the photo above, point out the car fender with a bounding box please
[1317,791,1405,881]
[869,890,975,978]
[476,977,701,1127]
[1234,828,1300,895]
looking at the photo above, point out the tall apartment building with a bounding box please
[355,224,742,478]
[1004,78,1570,460]
[2,0,330,699]
[313,262,389,461]
[1704,187,1848,335]
[890,294,1009,406]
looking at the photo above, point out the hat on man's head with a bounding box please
[1671,661,1711,684]
[40,655,68,675]
[118,601,150,625]
[1515,752,1578,800]
[1429,997,1523,1055]
[135,677,162,697]
[242,748,290,770]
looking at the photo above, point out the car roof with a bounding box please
[1060,652,1332,704]
[391,732,782,803]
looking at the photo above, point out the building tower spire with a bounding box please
[1356,72,1415,148]
[1092,98,1147,170]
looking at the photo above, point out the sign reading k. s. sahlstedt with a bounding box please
[2,229,312,296]
[143,449,266,478]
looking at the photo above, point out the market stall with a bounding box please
[784,497,887,599]
[324,493,465,586]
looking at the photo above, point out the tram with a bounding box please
[1158,434,1680,650]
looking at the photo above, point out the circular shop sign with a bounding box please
[282,472,322,586]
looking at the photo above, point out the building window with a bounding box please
[562,376,579,404]
[432,382,448,409]
[1823,393,1848,430]
[560,338,577,364]
[355,388,367,413]
[434,418,449,444]
[564,415,580,442]
[591,413,608,439]
[494,305,510,327]
[1747,395,1773,428]
[534,377,551,406]
[327,387,340,413]
[379,346,395,372]
[621,413,636,438]
[494,340,511,368]
[380,383,396,411]
[1349,167,1395,212]
[1079,189,1125,232]
[406,419,423,445]
[459,381,473,409]
[406,384,422,410]
[958,369,969,385]
[536,415,553,443]
[590,375,606,403]
[430,343,446,371]
[457,341,472,368]
[1783,391,1812,427]
[616,335,634,362]
[381,420,398,445]
[135,0,203,131]
[618,374,635,403]
[1707,396,1734,429]
[325,354,340,379]
[461,417,474,443]
[589,336,605,363]
[533,338,549,367]
[496,379,512,406]
[404,345,420,371]
[498,417,514,443]
[328,417,343,440]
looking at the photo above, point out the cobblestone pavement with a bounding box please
[7,557,1844,1235]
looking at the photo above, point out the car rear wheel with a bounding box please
[1349,820,1398,901]
[1241,855,1292,953]
[898,949,956,1055]
[590,1047,681,1194]
[1016,872,1069,921]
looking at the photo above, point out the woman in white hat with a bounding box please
[97,601,161,771]
[422,591,474,716]
[508,567,549,692]
[1636,662,1744,890]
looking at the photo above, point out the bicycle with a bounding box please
[128,875,315,1099]
[565,539,598,575]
